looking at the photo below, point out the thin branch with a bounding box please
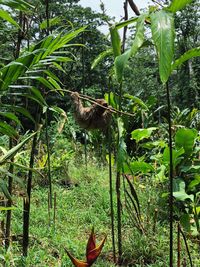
[127,0,140,16]
[47,88,136,118]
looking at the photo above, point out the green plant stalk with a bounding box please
[108,123,116,263]
[116,82,123,265]
[45,110,52,208]
[53,192,56,230]
[116,171,122,264]
[177,223,181,267]
[5,139,14,249]
[108,79,116,263]
[166,81,174,267]
[23,132,38,256]
[5,10,24,249]
[81,31,87,168]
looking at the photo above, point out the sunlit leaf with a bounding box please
[173,178,194,201]
[40,16,61,30]
[124,161,154,174]
[167,0,193,13]
[131,127,157,143]
[0,9,19,27]
[124,94,148,110]
[0,122,18,137]
[115,17,138,30]
[115,13,146,82]
[0,178,11,200]
[150,10,175,83]
[0,112,21,125]
[163,147,185,169]
[172,47,200,71]
[110,26,121,58]
[175,128,198,156]
[0,132,37,165]
[0,0,34,11]
[91,48,113,70]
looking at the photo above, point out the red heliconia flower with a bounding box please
[66,228,106,267]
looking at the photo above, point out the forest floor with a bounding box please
[0,161,200,266]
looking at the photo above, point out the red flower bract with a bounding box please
[66,228,106,267]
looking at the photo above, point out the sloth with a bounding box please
[71,92,112,131]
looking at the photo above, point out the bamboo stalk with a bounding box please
[23,133,38,256]
[45,110,52,209]
[177,223,181,267]
[166,82,174,267]
[53,192,56,230]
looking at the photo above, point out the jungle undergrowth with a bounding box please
[0,160,199,267]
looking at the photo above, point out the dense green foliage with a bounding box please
[0,0,199,266]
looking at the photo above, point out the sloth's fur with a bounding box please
[71,92,112,130]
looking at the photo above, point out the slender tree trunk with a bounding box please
[166,82,174,267]
[5,139,14,249]
[23,133,38,256]
[108,84,116,263]
[5,10,24,249]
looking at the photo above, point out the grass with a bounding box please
[0,160,200,266]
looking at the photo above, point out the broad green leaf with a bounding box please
[43,70,62,83]
[116,119,127,171]
[150,10,175,83]
[105,154,115,166]
[0,132,36,165]
[131,127,157,143]
[0,0,34,11]
[175,128,198,156]
[142,140,166,149]
[172,47,200,71]
[0,122,18,137]
[188,175,200,190]
[0,168,26,194]
[180,214,191,232]
[124,161,154,174]
[173,178,194,201]
[52,62,66,73]
[2,105,35,122]
[0,9,19,27]
[31,76,55,90]
[115,13,146,82]
[115,17,138,30]
[0,178,11,200]
[40,16,61,30]
[0,112,21,125]
[167,0,193,13]
[125,174,140,214]
[124,94,148,110]
[47,77,61,90]
[110,26,121,58]
[49,106,66,115]
[163,147,185,169]
[30,87,47,106]
[0,27,85,90]
[91,48,113,69]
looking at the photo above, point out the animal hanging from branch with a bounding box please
[71,92,112,131]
